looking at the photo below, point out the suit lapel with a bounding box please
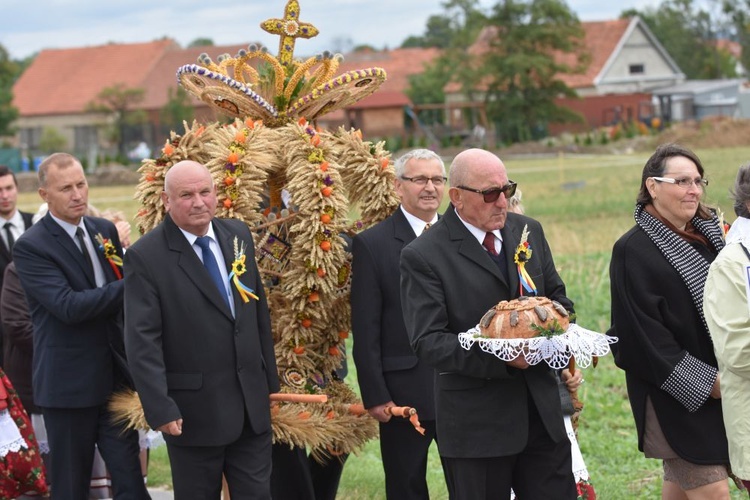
[84,218,121,283]
[43,214,96,287]
[392,209,416,247]
[165,216,234,321]
[501,218,523,297]
[214,219,249,318]
[444,206,507,285]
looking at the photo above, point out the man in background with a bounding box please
[125,160,279,498]
[0,165,33,362]
[351,149,446,498]
[13,152,147,498]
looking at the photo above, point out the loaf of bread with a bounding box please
[477,296,570,339]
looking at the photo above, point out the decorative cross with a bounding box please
[261,0,319,67]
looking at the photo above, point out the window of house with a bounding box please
[74,126,98,156]
[19,127,42,151]
[629,64,645,75]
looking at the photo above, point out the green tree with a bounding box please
[160,86,194,130]
[188,38,214,48]
[86,83,146,159]
[721,0,750,74]
[407,0,488,106]
[0,44,20,137]
[623,0,734,79]
[479,0,589,142]
[38,126,68,153]
[401,14,455,48]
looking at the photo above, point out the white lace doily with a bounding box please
[0,408,27,458]
[458,323,618,369]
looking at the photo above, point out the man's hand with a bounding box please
[367,401,396,423]
[561,368,583,393]
[157,418,183,436]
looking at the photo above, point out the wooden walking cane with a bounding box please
[384,405,426,435]
[567,356,584,435]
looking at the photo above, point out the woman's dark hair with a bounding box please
[731,163,750,218]
[637,143,711,219]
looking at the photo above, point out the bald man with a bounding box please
[399,149,576,499]
[124,160,279,499]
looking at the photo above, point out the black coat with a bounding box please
[0,210,34,362]
[1,263,37,413]
[400,206,573,458]
[351,208,436,420]
[124,215,279,447]
[609,225,728,464]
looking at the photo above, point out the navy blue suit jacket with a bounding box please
[13,213,127,408]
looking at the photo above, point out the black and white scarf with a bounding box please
[634,203,725,332]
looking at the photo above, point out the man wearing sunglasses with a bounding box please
[352,149,446,499]
[400,148,576,499]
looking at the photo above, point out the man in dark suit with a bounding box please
[0,165,34,362]
[400,148,577,499]
[124,160,279,499]
[351,149,445,499]
[12,152,148,499]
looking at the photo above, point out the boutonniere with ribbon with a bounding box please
[228,236,259,303]
[95,233,123,279]
[513,225,537,296]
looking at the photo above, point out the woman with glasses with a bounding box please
[609,143,731,499]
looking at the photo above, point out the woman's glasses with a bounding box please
[456,181,517,203]
[652,176,708,189]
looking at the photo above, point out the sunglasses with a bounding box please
[456,181,517,203]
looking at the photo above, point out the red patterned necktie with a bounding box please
[482,232,498,256]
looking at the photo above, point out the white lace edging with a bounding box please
[0,408,28,458]
[458,323,618,369]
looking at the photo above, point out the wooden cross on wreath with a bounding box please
[261,0,319,67]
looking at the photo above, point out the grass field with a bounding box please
[19,145,750,497]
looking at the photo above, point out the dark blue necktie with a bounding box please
[195,236,230,308]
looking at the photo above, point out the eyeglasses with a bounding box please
[400,175,447,186]
[652,176,709,189]
[456,181,517,203]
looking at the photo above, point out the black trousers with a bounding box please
[271,444,348,500]
[42,404,148,500]
[167,424,272,499]
[441,399,575,500]
[380,418,439,499]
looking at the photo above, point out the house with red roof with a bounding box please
[12,40,251,163]
[444,16,686,134]
[12,40,439,162]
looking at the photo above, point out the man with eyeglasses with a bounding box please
[351,149,446,499]
[400,148,576,499]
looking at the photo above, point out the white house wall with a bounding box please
[597,24,684,94]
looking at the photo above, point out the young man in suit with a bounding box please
[399,148,577,499]
[351,149,446,499]
[124,160,279,499]
[13,153,148,499]
[0,165,34,362]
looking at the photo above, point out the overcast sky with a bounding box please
[3,0,658,61]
